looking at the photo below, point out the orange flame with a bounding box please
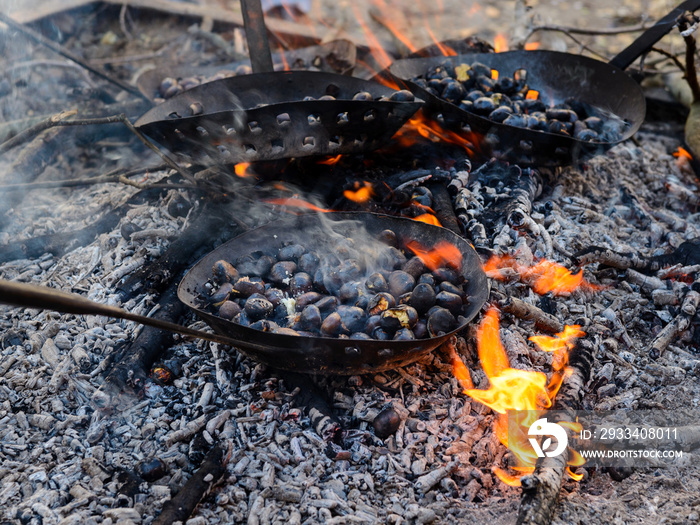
[318,154,342,165]
[525,89,539,100]
[394,112,480,155]
[463,308,586,486]
[451,350,474,390]
[405,239,462,270]
[494,34,508,53]
[491,69,499,81]
[234,162,253,178]
[263,197,331,213]
[412,213,442,226]
[483,255,599,295]
[674,146,693,160]
[426,25,457,56]
[343,181,375,204]
[524,42,541,50]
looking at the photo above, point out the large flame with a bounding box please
[484,254,599,295]
[463,308,585,486]
[405,239,462,270]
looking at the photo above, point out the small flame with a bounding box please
[494,34,508,53]
[524,42,541,50]
[450,349,474,390]
[483,255,599,296]
[394,112,480,155]
[343,181,375,204]
[263,197,331,213]
[525,89,539,100]
[318,154,342,165]
[491,69,499,81]
[405,239,461,270]
[234,162,253,178]
[674,146,693,160]
[426,25,457,56]
[412,213,442,226]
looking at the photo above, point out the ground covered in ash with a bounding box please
[2,1,700,524]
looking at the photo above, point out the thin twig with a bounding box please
[648,47,687,72]
[678,12,700,101]
[523,27,608,61]
[0,111,196,185]
[525,22,650,39]
[0,12,149,102]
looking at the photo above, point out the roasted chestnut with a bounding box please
[427,307,456,336]
[407,283,437,314]
[218,300,241,320]
[365,272,388,293]
[232,277,265,297]
[435,290,463,316]
[269,261,298,284]
[299,304,322,331]
[210,282,233,306]
[279,244,305,261]
[368,292,396,316]
[244,294,274,320]
[212,260,239,284]
[388,271,415,299]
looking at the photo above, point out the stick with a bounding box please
[516,338,594,525]
[427,182,461,235]
[0,12,149,102]
[152,442,232,525]
[283,371,342,442]
[649,290,700,359]
[495,293,565,333]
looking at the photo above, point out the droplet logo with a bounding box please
[528,418,568,458]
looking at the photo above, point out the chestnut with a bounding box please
[299,304,322,331]
[265,288,286,306]
[212,260,239,284]
[427,307,456,336]
[435,291,463,316]
[244,294,274,320]
[210,282,233,306]
[339,281,362,303]
[295,291,323,310]
[315,295,339,314]
[218,300,241,320]
[250,319,279,332]
[290,272,313,295]
[402,257,427,279]
[298,252,320,274]
[367,292,396,316]
[269,261,297,284]
[336,305,366,333]
[388,270,415,299]
[393,328,415,341]
[365,272,388,293]
[377,229,398,246]
[232,277,265,298]
[278,244,305,261]
[380,305,418,332]
[407,283,436,314]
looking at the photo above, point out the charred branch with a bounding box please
[517,338,594,525]
[283,372,342,442]
[152,442,232,525]
[493,291,565,333]
[649,289,700,359]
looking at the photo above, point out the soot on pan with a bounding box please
[410,60,629,143]
[201,228,470,341]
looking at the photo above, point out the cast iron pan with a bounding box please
[389,0,700,166]
[178,212,489,375]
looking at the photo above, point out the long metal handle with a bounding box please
[610,0,700,69]
[240,0,274,73]
[0,279,268,351]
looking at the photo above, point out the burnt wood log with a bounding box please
[575,238,700,272]
[516,337,594,525]
[283,372,342,442]
[152,442,231,525]
[427,182,461,235]
[0,185,167,264]
[92,280,185,408]
[115,200,243,301]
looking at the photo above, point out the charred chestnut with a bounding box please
[339,281,363,303]
[218,300,241,320]
[389,90,415,102]
[315,295,339,314]
[250,319,279,332]
[269,261,297,284]
[212,260,239,284]
[366,272,389,293]
[279,244,305,261]
[336,305,367,333]
[380,305,418,332]
[298,252,320,274]
[290,272,313,295]
[265,288,286,306]
[407,283,437,314]
[393,328,415,340]
[388,270,415,298]
[232,277,265,298]
[435,290,463,316]
[402,257,427,279]
[210,283,234,306]
[299,304,322,331]
[295,291,323,310]
[368,292,396,316]
[244,294,274,320]
[377,229,398,247]
[427,307,456,336]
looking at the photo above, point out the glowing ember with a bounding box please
[405,239,461,270]
[263,197,331,213]
[494,34,508,53]
[343,181,374,204]
[491,69,499,81]
[393,112,480,155]
[525,89,539,100]
[234,162,253,178]
[483,255,599,295]
[462,308,586,485]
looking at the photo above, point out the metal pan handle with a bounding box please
[0,279,272,352]
[240,0,274,73]
[610,0,700,70]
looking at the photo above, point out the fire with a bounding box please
[483,255,599,295]
[343,181,374,204]
[525,89,539,100]
[462,308,585,486]
[426,25,457,56]
[405,239,462,270]
[318,154,343,165]
[411,213,442,226]
[263,197,331,213]
[491,69,499,81]
[524,42,540,50]
[494,34,508,53]
[234,162,253,178]
[393,111,480,156]
[674,146,693,160]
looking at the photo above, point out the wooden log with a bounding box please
[516,337,594,525]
